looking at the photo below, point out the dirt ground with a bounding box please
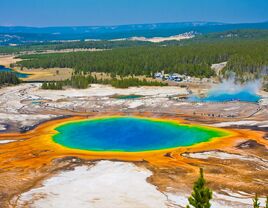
[14,67,73,81]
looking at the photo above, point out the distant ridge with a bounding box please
[0,21,268,45]
[0,22,225,34]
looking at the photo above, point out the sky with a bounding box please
[1,0,268,27]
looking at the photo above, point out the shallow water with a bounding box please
[0,65,30,78]
[53,117,228,152]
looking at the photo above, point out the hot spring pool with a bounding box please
[188,91,261,103]
[113,95,144,99]
[52,117,229,152]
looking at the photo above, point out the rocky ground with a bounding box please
[12,160,267,208]
[0,83,267,132]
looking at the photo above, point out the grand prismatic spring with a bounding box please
[52,117,230,152]
[0,114,267,208]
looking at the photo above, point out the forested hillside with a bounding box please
[1,29,268,55]
[186,29,268,43]
[17,46,216,78]
[0,40,154,54]
[16,39,268,79]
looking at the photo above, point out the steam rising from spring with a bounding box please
[210,76,261,96]
[188,76,262,103]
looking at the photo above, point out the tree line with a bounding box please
[0,72,20,86]
[41,75,167,90]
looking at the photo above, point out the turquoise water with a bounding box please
[188,91,261,103]
[53,117,228,152]
[0,65,30,78]
[114,95,144,99]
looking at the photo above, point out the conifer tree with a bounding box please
[265,196,268,208]
[253,194,260,208]
[41,82,48,89]
[0,72,20,86]
[187,168,212,208]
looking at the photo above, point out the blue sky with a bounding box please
[1,0,268,26]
